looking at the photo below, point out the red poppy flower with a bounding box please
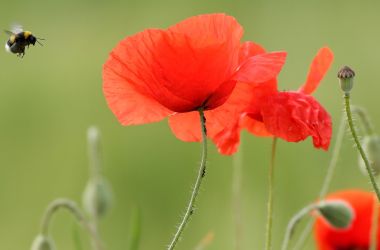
[103,13,286,143]
[214,47,333,154]
[314,189,379,250]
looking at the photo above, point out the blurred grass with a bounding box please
[0,0,379,249]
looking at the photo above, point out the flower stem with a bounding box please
[41,198,103,250]
[293,115,346,250]
[280,204,317,250]
[232,137,243,250]
[265,137,278,250]
[344,93,380,200]
[167,108,208,250]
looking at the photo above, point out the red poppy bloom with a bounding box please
[103,13,286,143]
[214,47,333,154]
[314,189,379,250]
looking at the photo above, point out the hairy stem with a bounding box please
[344,93,380,200]
[167,108,208,250]
[265,137,278,250]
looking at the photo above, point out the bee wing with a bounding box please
[10,23,23,34]
[5,42,11,53]
[4,30,15,36]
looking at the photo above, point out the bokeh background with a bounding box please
[0,0,379,249]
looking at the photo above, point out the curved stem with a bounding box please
[344,93,380,201]
[41,198,103,250]
[265,137,278,250]
[232,137,243,250]
[167,108,208,250]
[280,204,317,250]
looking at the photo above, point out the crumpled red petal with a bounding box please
[261,92,332,150]
[233,52,287,84]
[298,47,334,95]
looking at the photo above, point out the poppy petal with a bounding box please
[298,47,334,95]
[239,41,266,63]
[103,29,189,124]
[241,115,272,137]
[261,92,332,150]
[168,111,201,142]
[212,121,241,155]
[159,13,243,110]
[233,51,287,83]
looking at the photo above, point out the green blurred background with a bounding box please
[0,0,379,249]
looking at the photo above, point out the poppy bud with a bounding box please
[359,135,380,176]
[337,66,355,94]
[31,234,55,250]
[83,177,112,219]
[317,200,354,229]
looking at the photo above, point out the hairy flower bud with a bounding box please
[359,135,380,176]
[83,177,112,219]
[31,234,55,250]
[337,66,355,94]
[317,200,354,229]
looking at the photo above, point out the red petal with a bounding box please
[233,51,287,83]
[239,41,266,63]
[104,14,245,119]
[241,115,272,137]
[168,106,241,143]
[212,121,241,155]
[103,30,175,125]
[314,190,376,250]
[168,111,201,142]
[261,92,332,150]
[161,13,243,110]
[298,47,334,95]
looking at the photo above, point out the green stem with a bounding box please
[265,137,278,250]
[167,108,208,250]
[232,137,243,250]
[344,93,380,200]
[371,194,379,250]
[41,198,103,250]
[280,204,317,250]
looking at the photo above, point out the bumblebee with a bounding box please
[4,25,43,57]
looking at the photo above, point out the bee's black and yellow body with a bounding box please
[5,31,38,57]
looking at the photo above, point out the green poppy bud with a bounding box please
[83,177,112,219]
[317,200,353,229]
[31,234,55,250]
[359,135,380,176]
[337,66,355,94]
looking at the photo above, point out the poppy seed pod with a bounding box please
[31,234,55,250]
[83,177,112,219]
[359,135,380,176]
[337,66,355,94]
[317,200,354,229]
